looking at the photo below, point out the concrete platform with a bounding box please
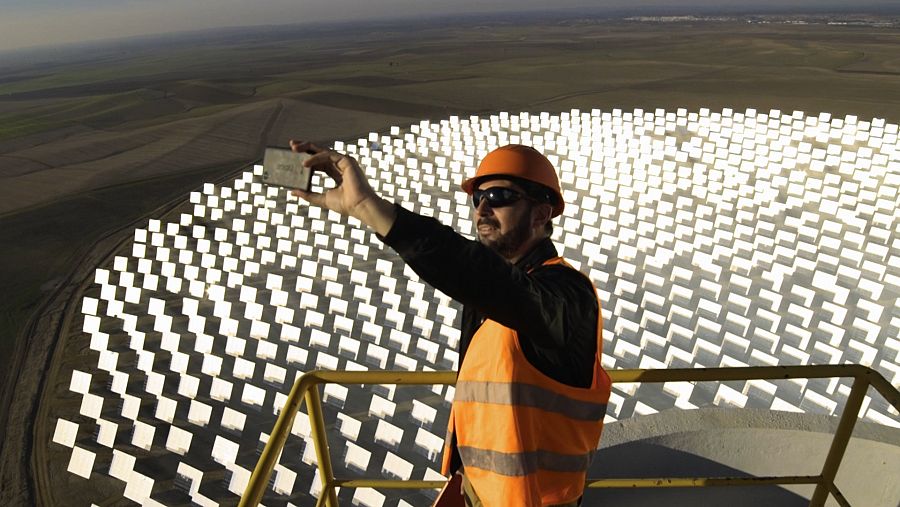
[588,408,900,507]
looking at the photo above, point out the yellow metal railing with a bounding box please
[240,365,900,507]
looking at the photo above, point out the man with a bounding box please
[290,141,611,507]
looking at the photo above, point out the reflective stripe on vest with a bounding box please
[441,256,611,507]
[459,446,598,476]
[454,380,608,421]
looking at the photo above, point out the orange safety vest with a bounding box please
[441,257,611,506]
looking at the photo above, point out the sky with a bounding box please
[0,0,896,53]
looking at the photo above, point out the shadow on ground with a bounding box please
[584,441,808,506]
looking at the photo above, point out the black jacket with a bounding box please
[380,205,599,388]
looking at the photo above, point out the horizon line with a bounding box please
[2,4,898,56]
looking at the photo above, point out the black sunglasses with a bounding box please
[472,187,529,208]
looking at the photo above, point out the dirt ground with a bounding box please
[2,15,900,506]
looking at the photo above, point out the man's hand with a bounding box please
[289,140,375,218]
[289,140,397,236]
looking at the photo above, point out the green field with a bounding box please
[1,15,900,506]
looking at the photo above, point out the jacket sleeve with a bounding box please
[379,204,595,349]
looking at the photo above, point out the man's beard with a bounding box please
[477,216,531,259]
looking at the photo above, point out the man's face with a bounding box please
[473,179,535,260]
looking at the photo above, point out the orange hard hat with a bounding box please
[462,144,565,217]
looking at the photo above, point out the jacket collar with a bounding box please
[515,237,559,273]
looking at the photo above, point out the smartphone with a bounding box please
[262,147,313,191]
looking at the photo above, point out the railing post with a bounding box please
[866,368,900,412]
[809,375,869,507]
[307,385,340,507]
[239,376,308,507]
